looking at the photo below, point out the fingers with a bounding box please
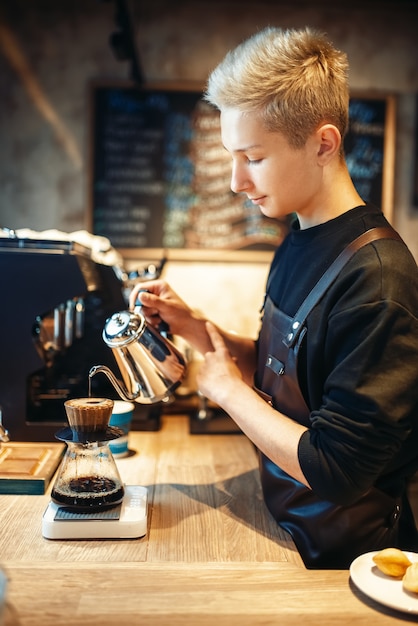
[129,280,164,310]
[129,289,155,311]
[129,285,143,309]
[129,287,164,332]
[205,321,226,351]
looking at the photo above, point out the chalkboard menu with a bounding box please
[345,96,393,216]
[90,84,394,257]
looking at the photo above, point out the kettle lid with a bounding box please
[103,310,145,347]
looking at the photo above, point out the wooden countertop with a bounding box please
[3,561,415,626]
[0,415,413,624]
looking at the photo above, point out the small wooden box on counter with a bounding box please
[0,442,65,495]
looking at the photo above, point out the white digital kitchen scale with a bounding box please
[42,484,147,540]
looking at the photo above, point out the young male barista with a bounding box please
[130,27,418,568]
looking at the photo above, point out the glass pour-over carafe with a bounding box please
[51,397,125,511]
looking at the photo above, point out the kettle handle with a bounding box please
[134,290,170,334]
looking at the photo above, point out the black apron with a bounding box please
[255,227,406,569]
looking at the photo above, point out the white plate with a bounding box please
[350,551,418,614]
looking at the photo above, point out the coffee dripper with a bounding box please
[51,398,125,512]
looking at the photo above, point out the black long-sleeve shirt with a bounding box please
[264,204,418,506]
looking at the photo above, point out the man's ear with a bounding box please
[316,124,341,163]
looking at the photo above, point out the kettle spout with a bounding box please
[89,365,139,403]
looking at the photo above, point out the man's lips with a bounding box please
[249,196,266,205]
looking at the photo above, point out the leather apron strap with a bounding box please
[283,226,402,349]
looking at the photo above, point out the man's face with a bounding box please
[220,108,323,223]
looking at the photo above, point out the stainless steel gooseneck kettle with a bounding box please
[89,308,187,404]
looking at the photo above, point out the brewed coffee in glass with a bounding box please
[51,398,125,511]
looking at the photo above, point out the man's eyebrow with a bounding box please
[225,143,263,153]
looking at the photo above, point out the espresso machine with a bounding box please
[0,234,161,442]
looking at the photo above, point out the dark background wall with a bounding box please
[0,0,417,257]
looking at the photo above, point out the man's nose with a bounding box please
[230,162,250,194]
